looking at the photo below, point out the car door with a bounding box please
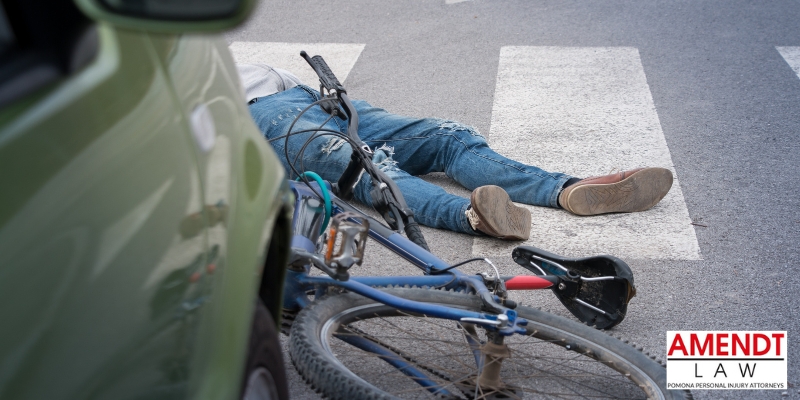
[152,33,289,398]
[0,23,210,398]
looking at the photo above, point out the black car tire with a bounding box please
[240,300,289,400]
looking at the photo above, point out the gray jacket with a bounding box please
[237,63,304,103]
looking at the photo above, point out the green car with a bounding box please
[0,0,291,398]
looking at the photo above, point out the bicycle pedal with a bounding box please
[324,212,369,275]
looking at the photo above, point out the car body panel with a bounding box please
[151,33,288,399]
[0,19,287,400]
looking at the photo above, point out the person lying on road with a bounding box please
[239,63,673,241]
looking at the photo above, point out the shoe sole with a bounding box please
[471,186,531,240]
[563,168,673,216]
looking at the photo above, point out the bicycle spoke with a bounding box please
[335,320,471,396]
[338,317,644,399]
[507,346,638,391]
[506,358,639,398]
[352,312,481,373]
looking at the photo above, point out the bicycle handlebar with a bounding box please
[300,51,346,93]
[300,51,367,200]
[300,51,429,251]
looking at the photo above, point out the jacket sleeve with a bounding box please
[237,63,305,103]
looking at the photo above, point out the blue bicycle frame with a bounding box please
[282,180,540,336]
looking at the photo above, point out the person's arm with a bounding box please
[237,63,305,104]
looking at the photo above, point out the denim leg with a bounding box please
[249,86,351,183]
[353,100,573,208]
[248,87,476,234]
[352,146,475,235]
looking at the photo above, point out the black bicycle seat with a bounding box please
[511,246,636,329]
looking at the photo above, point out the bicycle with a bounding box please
[274,51,691,399]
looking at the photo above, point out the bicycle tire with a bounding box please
[289,287,691,400]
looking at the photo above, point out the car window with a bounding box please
[0,0,96,108]
[0,4,14,58]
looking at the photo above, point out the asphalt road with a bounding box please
[227,1,800,398]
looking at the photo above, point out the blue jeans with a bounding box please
[249,86,572,235]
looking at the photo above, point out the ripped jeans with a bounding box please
[248,85,572,235]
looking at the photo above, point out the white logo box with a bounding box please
[666,331,787,390]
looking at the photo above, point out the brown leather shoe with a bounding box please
[559,167,673,216]
[467,185,531,240]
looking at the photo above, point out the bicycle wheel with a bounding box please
[289,288,690,400]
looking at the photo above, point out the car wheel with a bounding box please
[241,300,288,400]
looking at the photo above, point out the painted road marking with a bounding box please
[475,46,700,260]
[228,42,366,87]
[777,47,800,78]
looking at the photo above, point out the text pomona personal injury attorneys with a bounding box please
[666,331,787,390]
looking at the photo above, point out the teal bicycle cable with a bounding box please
[296,171,331,235]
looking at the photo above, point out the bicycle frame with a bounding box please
[282,180,555,336]
[281,51,636,338]
[263,51,674,400]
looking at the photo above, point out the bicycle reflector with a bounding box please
[511,246,636,329]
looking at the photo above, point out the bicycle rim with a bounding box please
[289,288,689,400]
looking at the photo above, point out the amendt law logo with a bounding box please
[666,331,787,390]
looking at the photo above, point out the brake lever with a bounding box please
[367,167,415,231]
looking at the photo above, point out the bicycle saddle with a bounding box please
[511,246,636,329]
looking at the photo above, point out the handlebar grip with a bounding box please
[404,220,430,252]
[300,51,346,93]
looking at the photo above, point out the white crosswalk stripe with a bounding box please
[228,42,700,260]
[473,46,700,260]
[777,47,800,79]
[228,42,365,86]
